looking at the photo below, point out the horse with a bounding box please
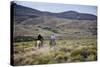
[50,39,56,48]
[36,40,42,48]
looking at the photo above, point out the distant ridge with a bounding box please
[12,2,97,20]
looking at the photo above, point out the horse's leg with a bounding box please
[39,41,41,48]
[50,40,53,48]
[41,41,43,47]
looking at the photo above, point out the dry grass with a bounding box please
[13,38,97,66]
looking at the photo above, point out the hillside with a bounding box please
[11,2,97,39]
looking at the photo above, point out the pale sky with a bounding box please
[14,1,97,16]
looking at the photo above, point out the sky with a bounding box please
[14,1,97,16]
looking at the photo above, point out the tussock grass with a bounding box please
[13,38,97,65]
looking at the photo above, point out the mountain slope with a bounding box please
[12,2,97,24]
[11,2,97,39]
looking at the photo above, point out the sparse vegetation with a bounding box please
[13,38,97,65]
[14,36,35,42]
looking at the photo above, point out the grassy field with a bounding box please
[13,38,97,66]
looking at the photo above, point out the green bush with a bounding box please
[54,51,68,63]
[71,49,82,57]
[87,48,97,56]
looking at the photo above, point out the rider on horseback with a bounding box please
[37,34,44,47]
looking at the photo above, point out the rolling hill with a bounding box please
[11,2,97,39]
